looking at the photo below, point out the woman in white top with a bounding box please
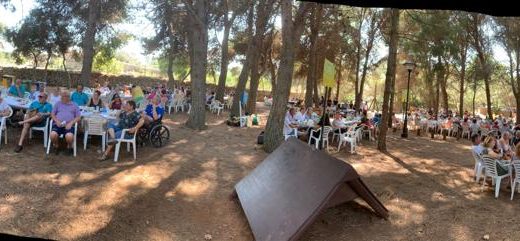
[498,131,513,159]
[332,112,348,133]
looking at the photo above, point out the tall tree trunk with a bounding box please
[434,76,440,117]
[264,1,308,153]
[216,11,234,102]
[335,57,342,100]
[356,11,379,112]
[377,9,399,152]
[353,11,364,113]
[313,52,322,105]
[230,3,255,117]
[472,72,477,116]
[185,0,209,130]
[79,0,99,87]
[167,53,175,88]
[44,52,51,82]
[304,4,322,108]
[437,60,448,111]
[246,1,275,114]
[459,53,466,116]
[62,52,72,89]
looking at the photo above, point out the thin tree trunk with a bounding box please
[44,52,52,82]
[80,0,99,86]
[167,53,175,88]
[357,14,378,111]
[459,52,466,116]
[335,58,342,101]
[472,72,477,116]
[353,11,364,113]
[216,11,235,102]
[62,52,72,89]
[185,0,209,130]
[378,8,399,152]
[230,2,255,117]
[305,4,322,108]
[263,0,308,153]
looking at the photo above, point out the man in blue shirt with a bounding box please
[15,92,53,153]
[71,84,89,106]
[144,95,164,124]
[8,79,27,98]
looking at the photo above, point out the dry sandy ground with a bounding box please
[1,104,520,241]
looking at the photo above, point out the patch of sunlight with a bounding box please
[0,204,14,221]
[77,172,103,183]
[207,120,227,126]
[11,173,70,186]
[237,154,255,165]
[451,225,473,241]
[57,160,181,240]
[386,199,426,227]
[168,159,218,201]
[431,191,449,202]
[146,227,175,240]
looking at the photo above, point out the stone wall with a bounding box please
[0,67,273,101]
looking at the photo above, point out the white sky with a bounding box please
[0,1,511,66]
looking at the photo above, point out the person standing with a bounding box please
[71,84,89,106]
[8,79,27,98]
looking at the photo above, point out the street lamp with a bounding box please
[401,58,416,138]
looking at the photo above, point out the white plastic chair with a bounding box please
[308,126,332,151]
[212,100,224,115]
[284,128,298,141]
[239,101,248,128]
[462,125,470,139]
[167,96,176,114]
[29,116,50,148]
[175,99,186,112]
[338,128,357,153]
[481,156,511,198]
[46,120,78,157]
[83,117,107,152]
[472,150,485,183]
[510,162,520,200]
[0,106,13,146]
[114,128,139,162]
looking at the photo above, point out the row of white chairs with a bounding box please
[285,124,374,154]
[473,151,520,200]
[0,110,135,162]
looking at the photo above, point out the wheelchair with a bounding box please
[137,118,170,148]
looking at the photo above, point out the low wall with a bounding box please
[0,67,273,101]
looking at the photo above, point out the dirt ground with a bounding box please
[1,103,520,241]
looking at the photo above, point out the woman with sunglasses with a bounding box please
[14,93,53,153]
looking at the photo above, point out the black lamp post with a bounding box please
[401,59,416,138]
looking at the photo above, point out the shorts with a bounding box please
[108,123,134,140]
[52,125,75,136]
[31,119,46,128]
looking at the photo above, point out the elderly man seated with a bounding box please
[99,101,144,161]
[14,92,52,153]
[144,95,164,124]
[49,91,81,156]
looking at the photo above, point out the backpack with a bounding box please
[257,131,265,145]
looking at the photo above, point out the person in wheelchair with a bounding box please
[143,95,164,125]
[14,92,52,153]
[99,101,144,161]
